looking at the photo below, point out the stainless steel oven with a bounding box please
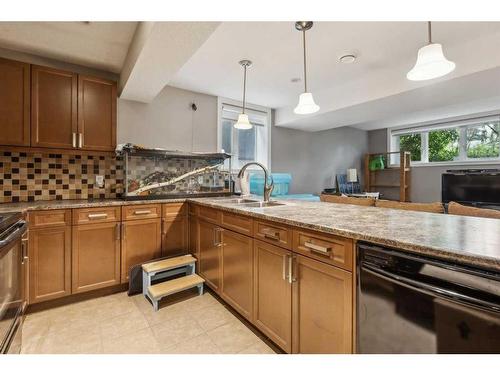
[0,212,28,354]
[357,242,500,353]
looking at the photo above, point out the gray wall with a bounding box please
[368,128,500,202]
[118,85,218,152]
[272,126,368,195]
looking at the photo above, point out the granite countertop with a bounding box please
[191,197,500,272]
[2,196,500,271]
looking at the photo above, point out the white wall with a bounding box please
[118,85,218,152]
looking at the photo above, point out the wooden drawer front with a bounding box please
[221,211,253,236]
[73,206,121,225]
[122,204,161,221]
[162,203,187,219]
[292,230,353,271]
[254,220,292,249]
[29,209,71,229]
[198,206,221,224]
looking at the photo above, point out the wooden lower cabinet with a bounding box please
[29,226,71,304]
[121,218,161,283]
[198,219,221,292]
[292,254,353,353]
[72,222,121,293]
[253,240,292,353]
[188,215,199,259]
[162,217,188,258]
[220,229,253,320]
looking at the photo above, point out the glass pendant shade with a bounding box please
[294,92,320,115]
[407,43,455,81]
[234,113,252,129]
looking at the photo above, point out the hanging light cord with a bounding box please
[302,29,308,93]
[427,21,432,44]
[242,64,247,114]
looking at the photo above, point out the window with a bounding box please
[218,98,271,170]
[390,116,500,165]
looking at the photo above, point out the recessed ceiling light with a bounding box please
[291,77,301,83]
[339,54,356,64]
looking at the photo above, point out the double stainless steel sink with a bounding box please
[215,197,285,208]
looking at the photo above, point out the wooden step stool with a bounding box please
[142,255,204,311]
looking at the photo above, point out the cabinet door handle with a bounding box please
[304,241,331,255]
[78,133,83,148]
[88,213,108,220]
[161,219,167,235]
[122,223,126,239]
[288,255,296,283]
[115,223,121,240]
[282,254,287,281]
[262,228,280,241]
[21,237,29,264]
[72,133,77,148]
[134,210,151,215]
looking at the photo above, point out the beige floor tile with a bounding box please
[142,300,192,326]
[161,333,222,354]
[100,309,149,340]
[22,314,51,342]
[238,341,277,354]
[206,321,261,354]
[189,303,239,332]
[37,328,102,354]
[177,293,219,312]
[152,315,204,348]
[102,327,161,354]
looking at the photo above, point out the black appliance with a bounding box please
[357,242,500,353]
[442,169,500,208]
[0,212,28,354]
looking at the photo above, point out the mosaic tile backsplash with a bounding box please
[0,151,124,203]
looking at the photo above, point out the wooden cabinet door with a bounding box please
[162,217,188,258]
[121,218,161,283]
[72,222,121,294]
[253,240,292,353]
[0,58,30,146]
[78,75,116,151]
[31,65,77,149]
[188,215,199,259]
[29,226,71,304]
[220,229,253,320]
[292,255,353,354]
[198,219,221,292]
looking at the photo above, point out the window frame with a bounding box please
[217,97,272,172]
[388,115,500,167]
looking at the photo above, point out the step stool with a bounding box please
[142,255,204,311]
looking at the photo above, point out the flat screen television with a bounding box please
[442,169,500,207]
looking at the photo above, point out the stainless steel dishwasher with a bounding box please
[357,242,500,353]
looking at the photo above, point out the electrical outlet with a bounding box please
[95,175,105,188]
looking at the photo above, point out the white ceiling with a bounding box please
[0,22,137,73]
[169,21,500,131]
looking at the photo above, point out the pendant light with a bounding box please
[294,21,319,115]
[234,59,253,130]
[407,21,455,81]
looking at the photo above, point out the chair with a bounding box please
[336,174,361,195]
[447,201,500,219]
[375,200,444,214]
[320,194,375,207]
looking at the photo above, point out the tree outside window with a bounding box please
[466,122,500,158]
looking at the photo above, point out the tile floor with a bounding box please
[21,291,277,354]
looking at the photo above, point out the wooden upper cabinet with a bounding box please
[0,58,30,146]
[292,255,353,354]
[78,75,117,151]
[31,65,77,149]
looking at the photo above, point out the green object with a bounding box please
[369,155,385,171]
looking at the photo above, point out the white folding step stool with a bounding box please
[142,254,204,311]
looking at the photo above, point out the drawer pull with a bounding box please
[88,213,108,220]
[134,210,152,215]
[304,241,331,254]
[262,228,280,240]
[282,255,287,280]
